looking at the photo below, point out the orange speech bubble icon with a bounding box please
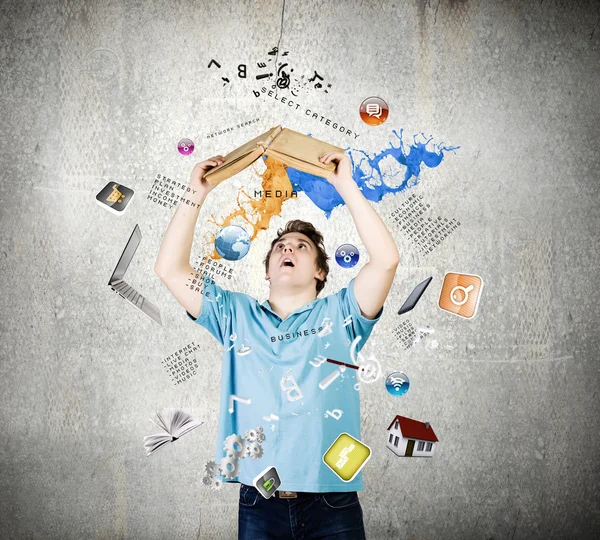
[359,97,389,126]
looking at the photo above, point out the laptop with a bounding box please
[397,276,433,315]
[108,224,162,326]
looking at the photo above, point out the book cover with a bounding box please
[204,125,345,185]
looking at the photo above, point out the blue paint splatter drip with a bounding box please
[285,129,460,218]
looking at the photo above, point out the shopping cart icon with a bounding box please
[96,181,135,215]
[106,183,125,204]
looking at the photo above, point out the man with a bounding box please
[155,151,400,539]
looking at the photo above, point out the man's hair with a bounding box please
[264,220,330,294]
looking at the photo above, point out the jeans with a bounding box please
[238,484,367,540]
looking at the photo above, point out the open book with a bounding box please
[143,409,203,456]
[204,125,345,186]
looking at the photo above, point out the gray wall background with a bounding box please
[1,0,599,538]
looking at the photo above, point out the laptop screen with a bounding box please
[109,224,142,284]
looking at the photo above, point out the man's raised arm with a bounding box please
[319,152,400,319]
[154,155,225,319]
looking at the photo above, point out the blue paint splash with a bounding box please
[285,129,459,218]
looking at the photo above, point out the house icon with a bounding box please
[386,415,438,457]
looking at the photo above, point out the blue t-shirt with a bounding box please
[187,277,382,492]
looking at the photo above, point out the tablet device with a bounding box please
[397,277,433,315]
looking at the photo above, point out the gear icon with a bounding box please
[218,455,240,479]
[202,474,213,486]
[210,477,223,491]
[223,434,246,458]
[244,429,258,442]
[245,426,266,443]
[204,460,218,477]
[244,442,264,460]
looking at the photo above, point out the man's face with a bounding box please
[266,232,325,292]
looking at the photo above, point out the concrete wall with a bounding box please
[1,0,599,538]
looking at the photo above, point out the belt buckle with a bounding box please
[278,490,297,499]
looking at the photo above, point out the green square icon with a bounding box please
[263,478,274,491]
[253,466,281,499]
[323,433,371,482]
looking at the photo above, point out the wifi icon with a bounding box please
[385,372,410,397]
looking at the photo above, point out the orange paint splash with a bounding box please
[203,157,296,259]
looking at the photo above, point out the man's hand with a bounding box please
[319,152,353,189]
[319,152,400,320]
[189,155,226,196]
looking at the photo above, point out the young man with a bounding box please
[155,152,400,540]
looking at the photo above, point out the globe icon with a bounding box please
[215,225,251,261]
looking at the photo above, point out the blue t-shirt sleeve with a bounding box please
[186,277,231,345]
[337,277,383,352]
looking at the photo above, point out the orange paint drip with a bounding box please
[203,157,295,259]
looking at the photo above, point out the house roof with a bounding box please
[387,415,439,443]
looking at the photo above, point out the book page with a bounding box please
[143,434,172,455]
[149,411,170,433]
[267,128,344,168]
[174,418,203,438]
[267,151,336,178]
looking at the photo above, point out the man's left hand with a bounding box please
[320,152,353,189]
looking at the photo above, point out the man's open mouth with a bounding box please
[281,258,295,267]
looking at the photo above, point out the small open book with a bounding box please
[143,409,203,456]
[204,125,345,186]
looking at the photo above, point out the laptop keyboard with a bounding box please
[111,280,160,325]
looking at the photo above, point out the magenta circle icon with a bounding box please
[177,138,195,156]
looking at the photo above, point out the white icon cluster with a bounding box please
[202,427,266,490]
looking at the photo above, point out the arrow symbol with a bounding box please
[228,394,251,413]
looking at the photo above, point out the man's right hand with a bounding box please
[189,155,226,196]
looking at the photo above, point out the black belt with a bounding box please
[245,485,356,500]
[275,490,298,499]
